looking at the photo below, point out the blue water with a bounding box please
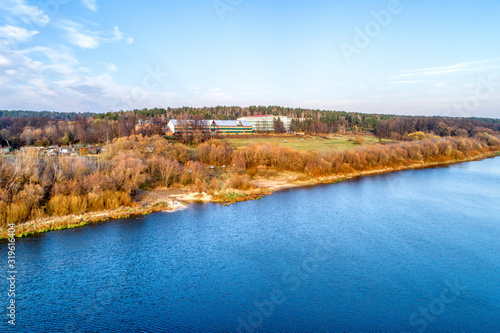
[1,157,500,332]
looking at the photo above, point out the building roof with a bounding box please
[169,119,252,127]
[238,120,252,127]
[240,115,274,118]
[211,120,251,127]
[137,119,154,125]
[211,120,237,126]
[169,119,211,126]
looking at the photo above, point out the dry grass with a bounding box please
[224,134,391,152]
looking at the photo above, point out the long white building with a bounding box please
[167,119,253,135]
[237,115,300,132]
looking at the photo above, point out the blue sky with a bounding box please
[0,0,499,117]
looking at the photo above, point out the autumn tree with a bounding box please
[274,118,286,134]
[110,152,147,195]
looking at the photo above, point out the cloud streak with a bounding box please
[81,0,97,12]
[57,20,133,49]
[0,25,38,43]
[393,59,500,79]
[0,0,50,26]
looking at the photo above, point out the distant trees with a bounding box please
[376,116,500,140]
[2,107,500,148]
[20,127,43,145]
[454,128,469,137]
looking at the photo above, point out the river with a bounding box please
[1,157,500,332]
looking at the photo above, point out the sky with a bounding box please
[0,0,499,118]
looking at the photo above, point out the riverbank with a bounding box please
[0,195,188,239]
[1,150,499,239]
[211,150,500,202]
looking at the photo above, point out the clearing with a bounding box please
[224,134,391,152]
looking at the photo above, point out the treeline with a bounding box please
[2,107,499,148]
[0,107,393,147]
[98,106,393,133]
[0,115,137,148]
[376,116,500,140]
[0,110,97,119]
[1,132,499,227]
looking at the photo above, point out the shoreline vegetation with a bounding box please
[1,133,499,239]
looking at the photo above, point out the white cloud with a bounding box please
[28,78,57,96]
[25,46,81,75]
[0,41,172,112]
[0,0,49,27]
[111,26,123,41]
[0,54,10,66]
[0,25,38,43]
[100,62,118,72]
[71,31,99,49]
[57,20,133,49]
[81,0,97,11]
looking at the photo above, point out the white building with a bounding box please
[237,115,300,132]
[167,119,253,135]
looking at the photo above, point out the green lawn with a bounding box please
[224,134,392,152]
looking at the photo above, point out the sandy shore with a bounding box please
[1,151,498,239]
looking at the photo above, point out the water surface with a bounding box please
[1,157,500,332]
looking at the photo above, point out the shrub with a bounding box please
[354,137,365,145]
[257,165,267,175]
[227,174,254,190]
[408,131,427,141]
[209,177,219,192]
[194,178,207,193]
[247,167,258,178]
[180,161,209,185]
[197,140,233,166]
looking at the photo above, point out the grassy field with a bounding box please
[224,134,392,152]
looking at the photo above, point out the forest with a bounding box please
[1,106,499,147]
